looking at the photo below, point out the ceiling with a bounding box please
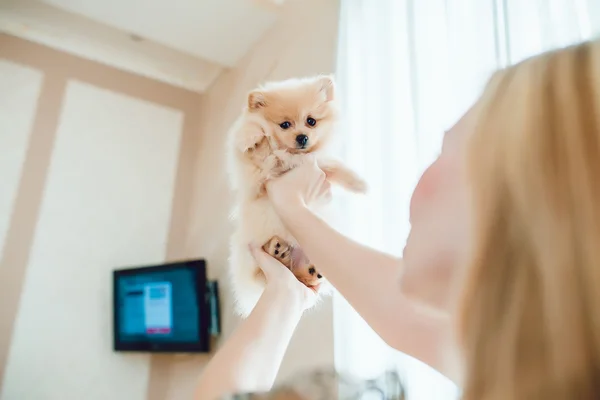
[40,0,279,67]
[0,0,286,91]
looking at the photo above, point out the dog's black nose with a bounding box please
[296,134,309,147]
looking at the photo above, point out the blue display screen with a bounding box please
[115,265,201,345]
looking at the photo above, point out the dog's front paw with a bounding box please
[318,160,368,194]
[345,176,368,193]
[235,125,264,153]
[330,170,368,194]
[245,136,272,159]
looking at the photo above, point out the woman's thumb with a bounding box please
[249,244,275,275]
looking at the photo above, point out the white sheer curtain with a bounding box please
[332,0,600,398]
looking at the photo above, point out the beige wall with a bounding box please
[0,34,201,400]
[0,0,341,397]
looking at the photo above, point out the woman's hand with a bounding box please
[265,156,332,219]
[195,247,313,400]
[250,244,317,310]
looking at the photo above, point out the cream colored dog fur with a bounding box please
[226,75,366,317]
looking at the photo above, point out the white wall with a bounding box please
[0,36,201,398]
[1,80,183,400]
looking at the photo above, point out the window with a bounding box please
[333,0,600,398]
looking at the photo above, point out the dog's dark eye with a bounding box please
[279,121,291,129]
[306,117,317,127]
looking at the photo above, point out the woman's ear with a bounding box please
[248,91,267,110]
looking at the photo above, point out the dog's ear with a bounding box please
[317,75,335,102]
[248,91,267,110]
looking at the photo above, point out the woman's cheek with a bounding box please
[410,158,446,217]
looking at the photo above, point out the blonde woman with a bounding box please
[196,39,600,400]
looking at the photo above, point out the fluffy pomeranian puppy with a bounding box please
[226,75,366,317]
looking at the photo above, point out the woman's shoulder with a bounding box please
[222,368,406,400]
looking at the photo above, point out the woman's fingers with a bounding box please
[249,243,318,306]
[312,160,327,185]
[311,180,332,205]
[303,159,328,202]
[319,180,332,202]
[249,244,281,277]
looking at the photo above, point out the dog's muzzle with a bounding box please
[295,134,309,148]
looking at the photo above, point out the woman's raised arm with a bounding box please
[194,247,315,400]
[265,160,456,382]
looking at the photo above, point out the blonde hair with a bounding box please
[460,40,600,399]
